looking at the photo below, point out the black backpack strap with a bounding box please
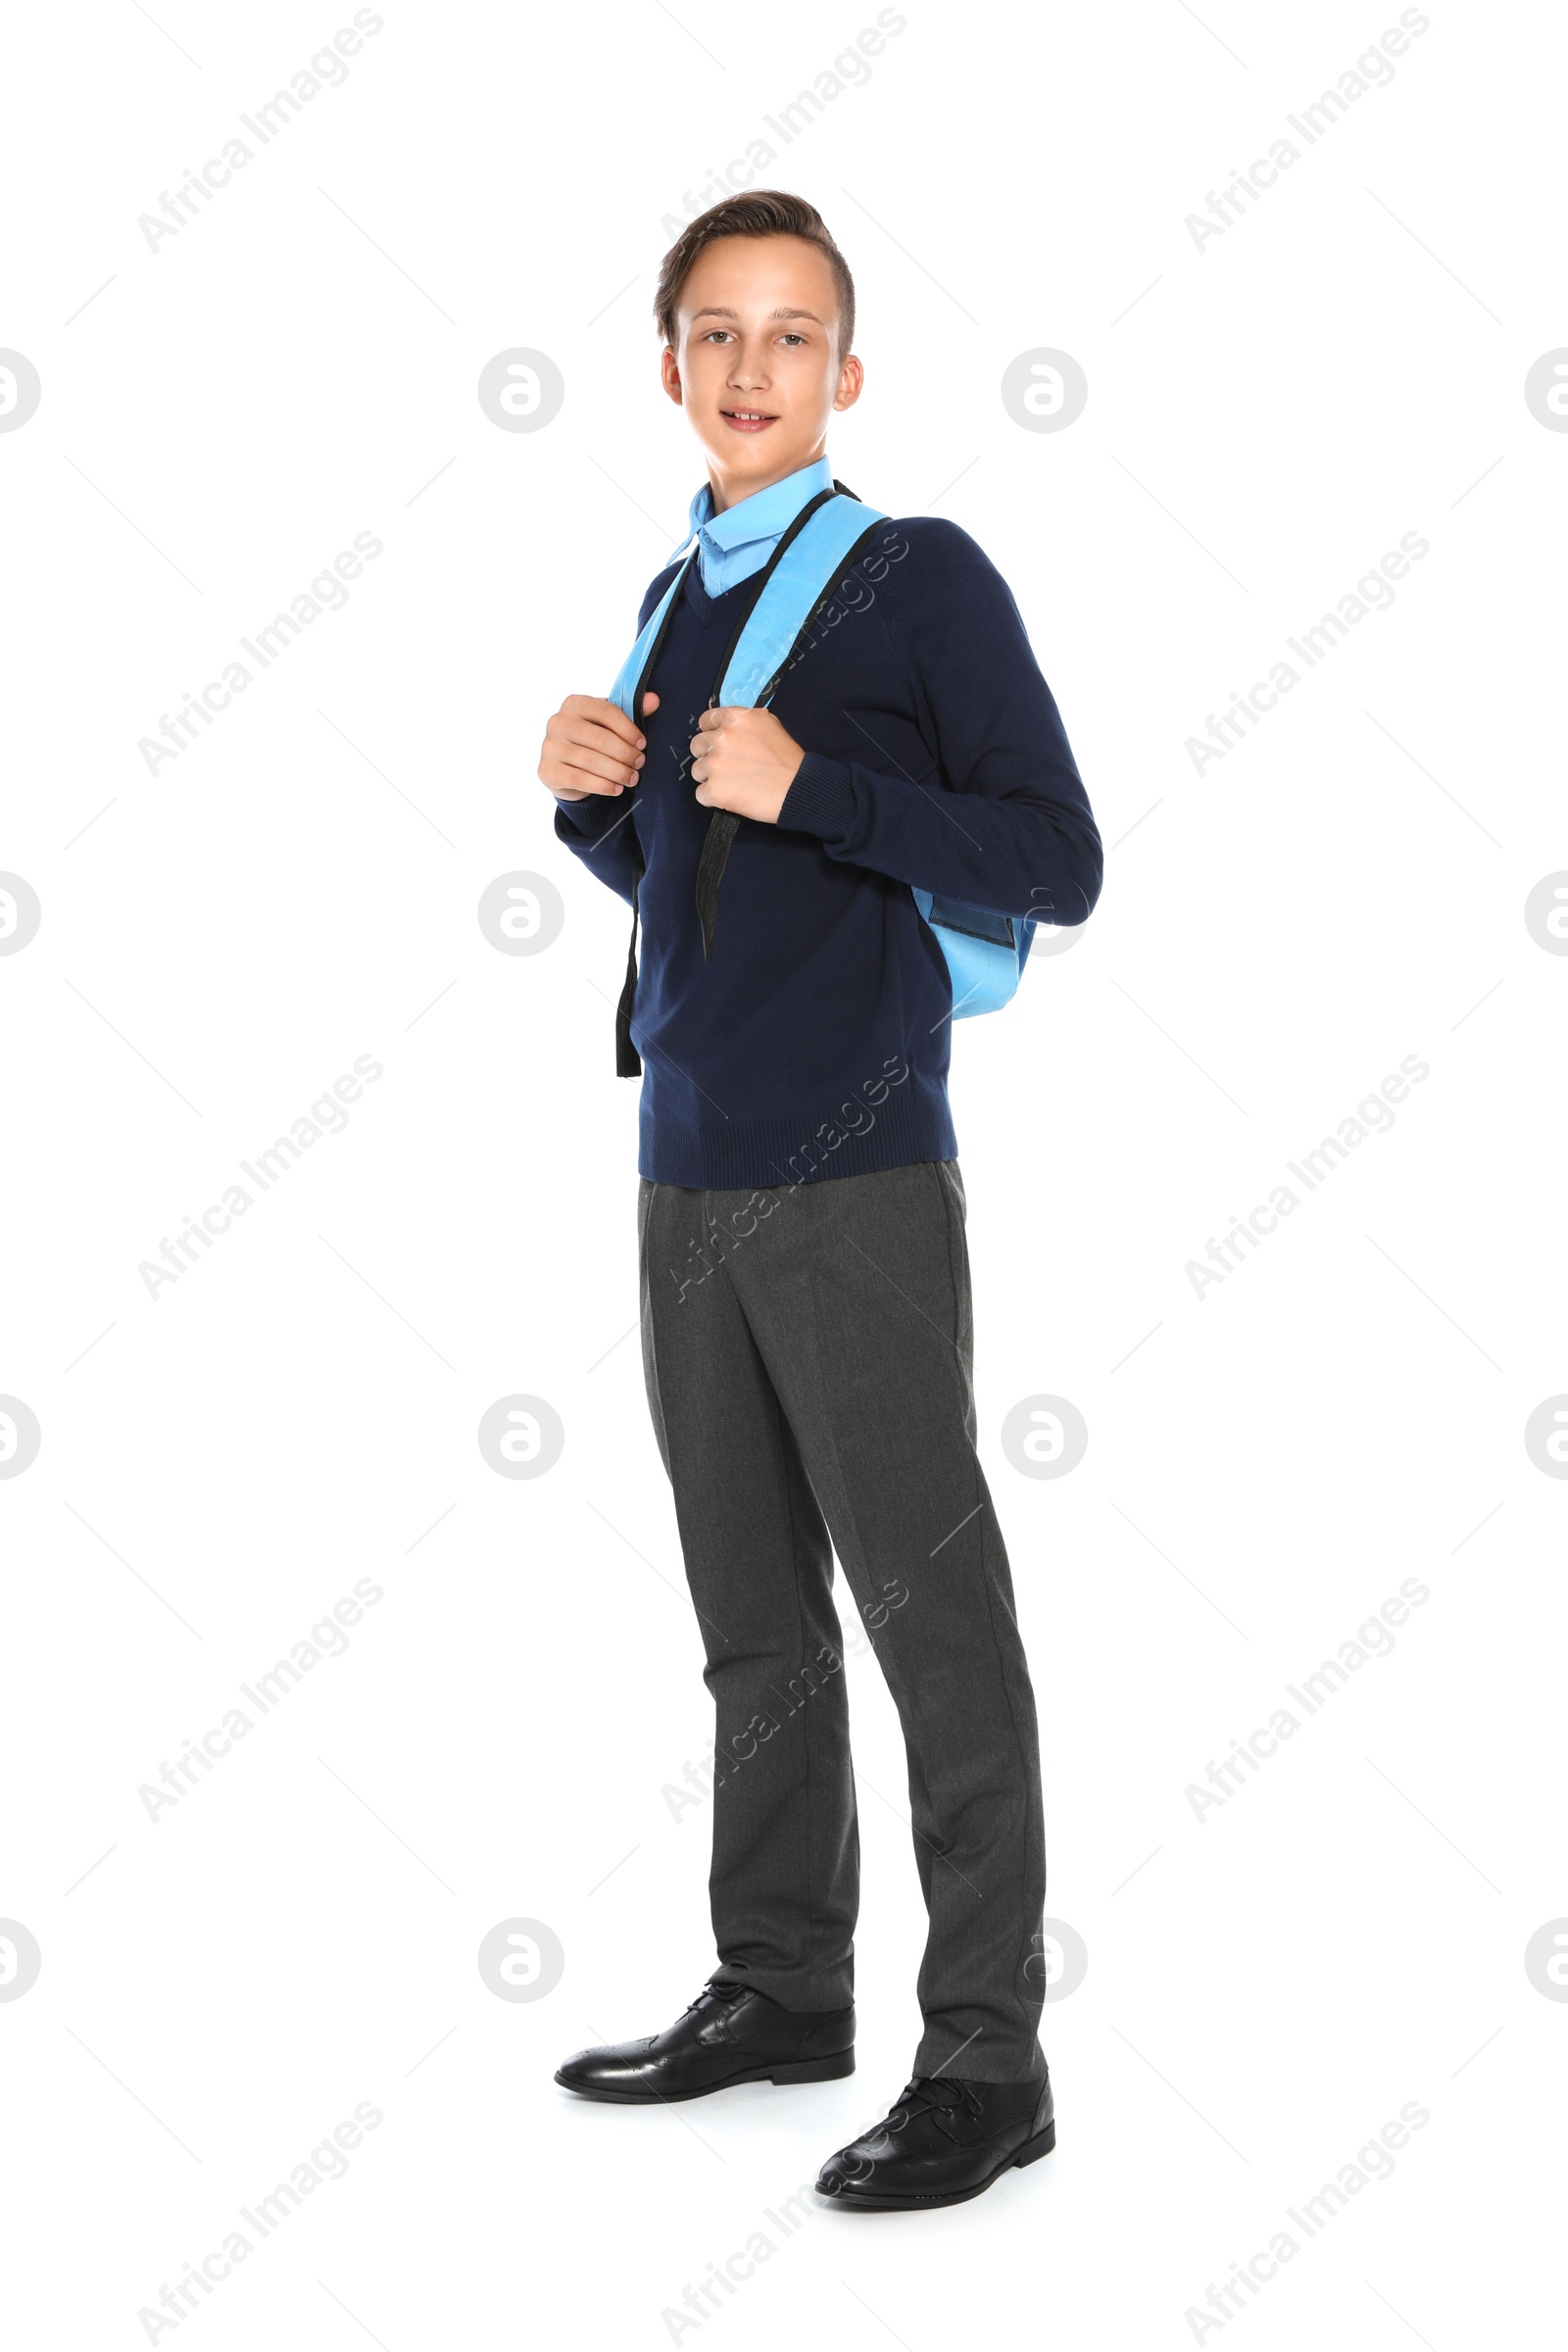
[614,830,647,1076]
[693,809,740,966]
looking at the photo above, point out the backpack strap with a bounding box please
[694,488,890,962]
[605,484,890,1071]
[613,829,647,1077]
[608,545,699,1078]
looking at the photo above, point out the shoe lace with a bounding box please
[897,2074,985,2126]
[682,1981,748,2020]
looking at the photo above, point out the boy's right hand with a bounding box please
[537,693,660,800]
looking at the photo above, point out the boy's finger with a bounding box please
[563,719,645,768]
[558,745,640,789]
[565,695,646,752]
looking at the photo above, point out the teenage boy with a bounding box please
[538,192,1101,2211]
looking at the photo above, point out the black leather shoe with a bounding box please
[815,2071,1054,2209]
[555,1978,856,2104]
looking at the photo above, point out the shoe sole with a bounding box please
[554,2049,856,2103]
[816,2118,1056,2209]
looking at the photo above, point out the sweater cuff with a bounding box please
[555,792,617,836]
[779,753,855,842]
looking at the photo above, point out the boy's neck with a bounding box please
[705,447,827,517]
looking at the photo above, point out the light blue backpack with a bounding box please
[606,483,1034,1073]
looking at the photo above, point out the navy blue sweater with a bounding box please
[556,514,1102,1190]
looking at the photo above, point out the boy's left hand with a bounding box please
[690,707,805,824]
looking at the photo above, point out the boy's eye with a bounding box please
[779,333,805,347]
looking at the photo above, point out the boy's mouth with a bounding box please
[719,408,778,433]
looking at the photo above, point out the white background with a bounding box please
[3,0,1565,2344]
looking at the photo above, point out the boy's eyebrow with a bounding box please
[689,305,828,326]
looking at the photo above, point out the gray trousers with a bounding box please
[638,1159,1048,2083]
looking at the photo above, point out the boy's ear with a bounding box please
[831,355,864,413]
[661,347,685,406]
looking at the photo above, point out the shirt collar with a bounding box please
[676,456,835,563]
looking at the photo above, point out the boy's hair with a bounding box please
[654,192,856,362]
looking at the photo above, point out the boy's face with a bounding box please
[662,234,863,510]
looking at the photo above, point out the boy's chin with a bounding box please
[704,419,796,463]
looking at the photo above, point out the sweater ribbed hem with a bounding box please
[778,753,855,842]
[638,1073,956,1190]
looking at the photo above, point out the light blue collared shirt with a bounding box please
[675,456,835,597]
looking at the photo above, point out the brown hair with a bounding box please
[654,191,856,361]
